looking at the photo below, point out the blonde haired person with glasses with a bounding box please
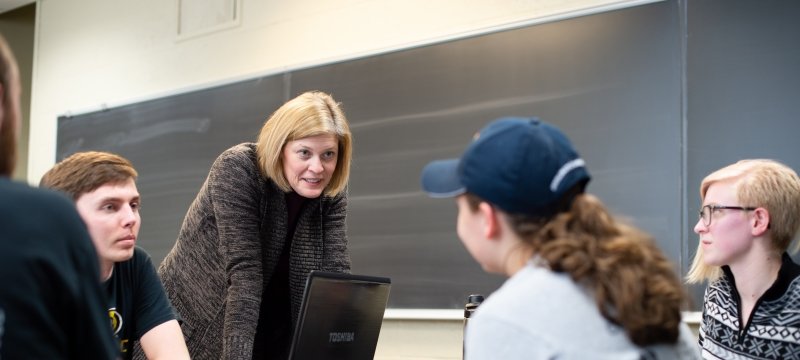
[687,159,800,359]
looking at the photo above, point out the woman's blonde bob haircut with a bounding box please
[256,91,352,197]
[686,159,800,283]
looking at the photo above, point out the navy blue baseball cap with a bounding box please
[420,117,591,215]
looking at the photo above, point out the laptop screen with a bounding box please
[288,271,391,360]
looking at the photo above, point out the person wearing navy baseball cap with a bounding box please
[421,117,699,359]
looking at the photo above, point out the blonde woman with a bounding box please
[158,91,353,359]
[687,159,800,358]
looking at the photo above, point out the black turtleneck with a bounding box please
[252,191,308,359]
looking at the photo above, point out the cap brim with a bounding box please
[420,159,466,198]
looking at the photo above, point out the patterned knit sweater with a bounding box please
[157,143,351,360]
[699,253,800,359]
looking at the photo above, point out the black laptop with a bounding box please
[287,271,391,360]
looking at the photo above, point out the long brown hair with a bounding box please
[466,191,687,346]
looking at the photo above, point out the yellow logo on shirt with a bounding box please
[108,307,129,353]
[108,307,123,335]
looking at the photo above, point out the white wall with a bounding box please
[28,0,656,182]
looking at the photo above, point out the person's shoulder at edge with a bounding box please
[476,264,572,315]
[0,178,86,232]
[466,267,562,359]
[474,265,700,359]
[1,176,69,204]
[218,142,257,161]
[642,322,701,359]
[0,178,120,359]
[208,142,260,178]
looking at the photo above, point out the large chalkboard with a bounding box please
[684,0,800,304]
[57,0,799,310]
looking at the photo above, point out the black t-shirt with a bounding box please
[0,179,119,359]
[103,246,176,359]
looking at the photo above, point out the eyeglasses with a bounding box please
[699,205,757,227]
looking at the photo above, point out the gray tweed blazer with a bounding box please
[157,143,350,360]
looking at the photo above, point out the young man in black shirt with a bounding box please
[41,152,189,360]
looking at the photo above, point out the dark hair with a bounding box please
[465,190,687,346]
